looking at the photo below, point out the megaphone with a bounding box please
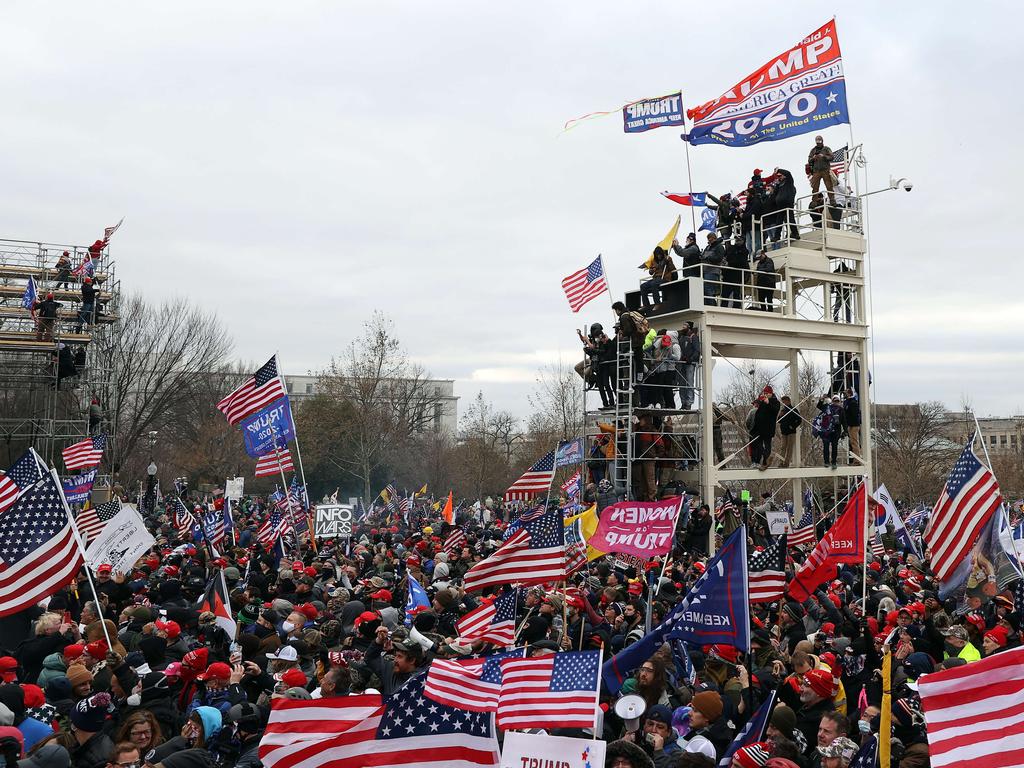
[613,694,647,732]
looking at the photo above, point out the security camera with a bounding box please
[890,177,913,192]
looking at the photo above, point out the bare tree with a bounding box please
[299,312,445,501]
[873,402,960,502]
[94,294,233,478]
[456,391,520,499]
[526,362,583,446]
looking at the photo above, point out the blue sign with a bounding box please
[686,21,850,147]
[554,438,584,467]
[241,397,294,458]
[62,469,97,503]
[623,92,684,134]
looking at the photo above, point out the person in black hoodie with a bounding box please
[750,385,781,470]
[75,278,96,334]
[720,237,749,309]
[767,169,799,243]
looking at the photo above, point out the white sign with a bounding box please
[767,509,791,536]
[225,477,245,500]
[314,504,353,538]
[85,505,155,574]
[500,732,605,768]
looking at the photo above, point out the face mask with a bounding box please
[858,719,871,734]
[126,693,142,707]
[282,621,296,633]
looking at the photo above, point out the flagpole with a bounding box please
[49,463,115,652]
[592,641,604,737]
[971,415,1024,570]
[680,96,699,235]
[274,354,311,525]
[269,425,302,560]
[655,495,687,596]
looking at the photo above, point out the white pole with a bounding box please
[592,642,605,736]
[269,425,301,560]
[274,354,310,508]
[49,463,115,651]
[862,476,870,611]
[655,495,687,596]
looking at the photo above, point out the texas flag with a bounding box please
[661,191,707,207]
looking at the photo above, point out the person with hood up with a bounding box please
[639,246,677,311]
[672,233,702,279]
[37,647,84,689]
[750,386,781,470]
[754,249,777,312]
[146,706,221,764]
[650,331,680,409]
[766,170,799,243]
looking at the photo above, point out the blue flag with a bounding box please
[62,469,98,504]
[22,277,37,309]
[405,572,431,626]
[240,397,295,458]
[603,526,750,694]
[554,438,584,467]
[717,690,776,768]
[699,207,717,233]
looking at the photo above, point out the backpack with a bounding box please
[625,311,650,336]
[812,411,833,438]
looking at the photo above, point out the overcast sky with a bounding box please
[3,2,1021,423]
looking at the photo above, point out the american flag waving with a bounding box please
[424,648,525,712]
[789,493,816,548]
[496,650,600,730]
[924,439,1003,581]
[443,527,467,554]
[456,589,517,646]
[62,435,106,471]
[217,356,287,426]
[561,256,608,313]
[463,506,565,592]
[830,145,849,175]
[748,534,787,603]
[504,451,556,502]
[172,498,197,540]
[75,500,121,544]
[0,471,84,617]
[258,509,287,550]
[255,444,294,478]
[0,450,45,515]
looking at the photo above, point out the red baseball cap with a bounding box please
[96,564,113,575]
[303,566,318,579]
[274,668,307,688]
[84,640,108,659]
[353,611,379,627]
[292,561,304,572]
[197,662,231,682]
[0,657,17,682]
[63,644,85,661]
[155,619,181,640]
[297,604,318,621]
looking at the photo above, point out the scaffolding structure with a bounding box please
[583,192,872,545]
[0,237,120,470]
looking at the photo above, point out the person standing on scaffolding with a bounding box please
[611,302,649,384]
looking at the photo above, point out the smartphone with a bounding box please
[229,642,241,654]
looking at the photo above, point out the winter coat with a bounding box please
[679,333,700,365]
[843,395,861,427]
[36,653,67,688]
[651,332,681,375]
[753,395,781,438]
[779,405,802,436]
[672,242,703,278]
[755,256,777,288]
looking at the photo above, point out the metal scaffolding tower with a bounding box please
[0,237,120,469]
[582,194,872,547]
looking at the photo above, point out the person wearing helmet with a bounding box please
[224,703,265,768]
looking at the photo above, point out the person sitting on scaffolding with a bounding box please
[639,246,677,312]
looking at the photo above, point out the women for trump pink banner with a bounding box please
[590,497,684,558]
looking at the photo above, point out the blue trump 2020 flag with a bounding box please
[603,526,749,694]
[240,397,295,458]
[405,572,431,626]
[22,277,37,310]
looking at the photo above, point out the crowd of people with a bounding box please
[0,485,1019,768]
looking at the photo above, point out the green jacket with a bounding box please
[36,652,67,687]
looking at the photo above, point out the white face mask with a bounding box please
[282,621,296,633]
[126,693,142,707]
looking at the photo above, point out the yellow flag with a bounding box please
[431,500,441,512]
[379,486,391,503]
[564,505,607,561]
[416,483,428,497]
[880,649,892,767]
[644,215,681,269]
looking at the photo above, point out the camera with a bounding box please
[902,180,913,192]
[889,177,913,193]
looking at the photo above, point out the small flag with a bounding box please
[198,570,237,639]
[496,651,600,730]
[257,509,286,550]
[75,500,121,544]
[255,445,294,478]
[443,527,467,554]
[661,191,707,207]
[717,690,777,768]
[560,256,608,313]
[504,451,556,502]
[748,534,787,603]
[62,435,106,471]
[0,450,45,515]
[456,589,516,646]
[789,490,816,548]
[830,145,849,175]
[405,572,431,626]
[441,491,454,525]
[217,356,287,426]
[21,277,37,310]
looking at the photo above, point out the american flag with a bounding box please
[924,440,1003,581]
[870,528,885,557]
[748,534,786,603]
[917,644,1024,768]
[789,492,816,548]
[463,506,565,592]
[258,509,287,550]
[456,589,517,646]
[0,472,84,617]
[496,650,600,730]
[443,527,467,554]
[217,356,287,426]
[563,511,589,574]
[398,495,411,523]
[75,500,120,544]
[381,484,397,503]
[255,446,294,478]
[259,674,498,768]
[830,145,849,175]
[424,648,525,712]
[172,498,196,540]
[560,256,608,313]
[560,469,582,500]
[717,690,776,768]
[73,254,94,277]
[62,435,106,471]
[0,450,45,515]
[504,451,556,502]
[716,490,738,522]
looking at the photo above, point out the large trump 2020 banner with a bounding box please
[686,20,849,147]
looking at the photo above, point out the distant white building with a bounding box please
[283,374,459,436]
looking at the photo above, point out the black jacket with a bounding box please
[752,395,781,438]
[779,405,802,436]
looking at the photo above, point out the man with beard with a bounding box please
[795,669,838,751]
